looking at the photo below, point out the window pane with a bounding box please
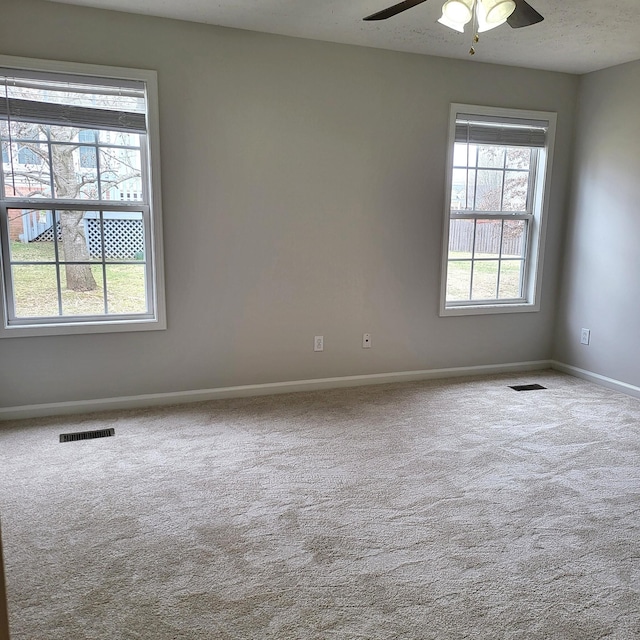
[106,264,147,314]
[51,143,98,199]
[477,146,505,168]
[449,218,474,256]
[12,265,60,317]
[446,261,471,301]
[453,143,467,166]
[2,143,52,198]
[50,126,98,200]
[451,169,469,210]
[7,209,55,259]
[60,266,105,316]
[503,171,529,212]
[498,260,524,299]
[99,148,143,201]
[471,260,499,300]
[473,219,502,257]
[502,220,527,257]
[475,170,503,211]
[79,145,97,169]
[56,210,96,264]
[453,143,479,167]
[101,212,145,262]
[505,147,531,170]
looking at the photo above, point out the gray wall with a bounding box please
[554,60,640,387]
[0,0,578,408]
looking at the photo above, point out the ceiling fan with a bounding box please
[364,0,544,52]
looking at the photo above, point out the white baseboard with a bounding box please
[0,360,552,421]
[551,361,640,400]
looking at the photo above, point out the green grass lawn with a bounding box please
[447,252,523,301]
[9,241,146,318]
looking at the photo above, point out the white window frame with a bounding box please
[0,56,166,337]
[439,103,556,317]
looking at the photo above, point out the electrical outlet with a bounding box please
[314,336,324,352]
[580,328,590,345]
[362,333,372,349]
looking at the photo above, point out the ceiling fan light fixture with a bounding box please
[441,0,474,25]
[481,0,516,24]
[362,0,545,45]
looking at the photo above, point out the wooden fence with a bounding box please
[449,220,524,256]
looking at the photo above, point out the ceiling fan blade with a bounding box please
[507,0,544,28]
[364,0,429,21]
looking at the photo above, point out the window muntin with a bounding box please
[0,58,164,336]
[441,105,555,315]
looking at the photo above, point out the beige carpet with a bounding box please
[0,370,639,639]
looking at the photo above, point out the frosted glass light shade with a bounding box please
[481,0,516,24]
[442,0,474,25]
[476,0,511,32]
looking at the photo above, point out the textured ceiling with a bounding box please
[45,0,640,74]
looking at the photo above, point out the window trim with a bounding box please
[0,55,166,337]
[439,103,557,317]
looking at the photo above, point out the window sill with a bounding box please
[0,317,166,338]
[440,302,539,317]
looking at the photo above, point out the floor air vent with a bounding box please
[60,428,115,443]
[510,384,547,391]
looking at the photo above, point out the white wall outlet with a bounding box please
[362,333,372,348]
[314,336,324,352]
[580,328,591,345]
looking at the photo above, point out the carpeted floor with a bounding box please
[0,370,639,639]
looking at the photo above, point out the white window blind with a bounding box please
[455,113,548,148]
[0,70,146,133]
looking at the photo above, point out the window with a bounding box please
[0,57,165,336]
[77,129,97,169]
[17,145,43,165]
[440,104,556,316]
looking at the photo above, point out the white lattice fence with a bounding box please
[86,219,144,259]
[33,223,61,243]
[33,218,144,259]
